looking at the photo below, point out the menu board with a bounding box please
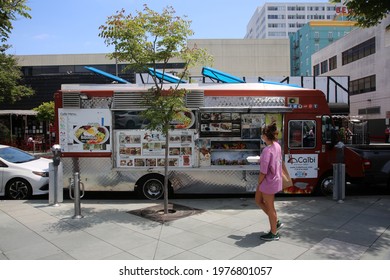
[58,109,112,153]
[200,112,241,137]
[241,113,283,139]
[265,114,283,140]
[116,130,194,168]
[241,114,264,139]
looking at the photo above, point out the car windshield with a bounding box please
[0,147,37,163]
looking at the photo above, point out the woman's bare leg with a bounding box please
[255,188,269,215]
[262,193,277,234]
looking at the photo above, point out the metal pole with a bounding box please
[333,142,345,203]
[49,144,62,206]
[9,113,12,144]
[72,172,83,219]
[52,164,59,206]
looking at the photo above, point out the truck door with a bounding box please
[284,118,319,194]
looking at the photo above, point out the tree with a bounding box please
[0,51,34,104]
[0,0,34,105]
[33,101,55,149]
[332,0,390,28]
[33,101,55,123]
[99,4,213,213]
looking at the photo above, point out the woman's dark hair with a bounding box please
[262,122,278,141]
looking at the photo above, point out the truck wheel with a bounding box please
[317,174,333,196]
[141,178,164,200]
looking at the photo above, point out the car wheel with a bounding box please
[141,178,164,200]
[317,174,333,196]
[6,178,33,200]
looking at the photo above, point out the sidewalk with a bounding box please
[1,195,390,260]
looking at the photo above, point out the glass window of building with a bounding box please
[349,75,376,95]
[342,37,375,65]
[313,64,320,76]
[329,56,337,71]
[320,60,328,74]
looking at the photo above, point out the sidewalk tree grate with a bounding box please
[127,203,204,224]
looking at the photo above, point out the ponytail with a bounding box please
[262,122,278,141]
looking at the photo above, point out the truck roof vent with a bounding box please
[113,92,144,109]
[185,91,204,108]
[62,92,81,108]
[81,97,112,109]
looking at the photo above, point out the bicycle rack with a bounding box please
[69,172,85,219]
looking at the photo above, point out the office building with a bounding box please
[245,1,347,39]
[290,20,356,76]
[312,15,390,139]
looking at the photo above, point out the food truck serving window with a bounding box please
[288,120,316,149]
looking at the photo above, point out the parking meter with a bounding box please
[49,144,63,206]
[52,144,62,166]
[334,141,345,163]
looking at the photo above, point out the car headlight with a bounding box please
[33,171,49,177]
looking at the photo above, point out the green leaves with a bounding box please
[346,0,390,28]
[141,87,188,135]
[0,52,34,104]
[99,5,192,71]
[33,101,55,123]
[0,0,34,105]
[0,0,31,42]
[99,4,212,135]
[332,0,390,28]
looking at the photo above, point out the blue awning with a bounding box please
[260,80,301,88]
[147,68,186,83]
[84,66,130,84]
[201,67,245,83]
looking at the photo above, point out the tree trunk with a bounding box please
[163,130,170,214]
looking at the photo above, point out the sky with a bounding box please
[7,0,325,55]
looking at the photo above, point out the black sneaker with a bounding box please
[277,220,284,230]
[260,231,280,241]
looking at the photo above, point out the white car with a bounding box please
[0,144,51,199]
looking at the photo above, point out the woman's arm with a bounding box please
[258,172,266,186]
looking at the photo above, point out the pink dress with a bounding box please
[259,142,282,194]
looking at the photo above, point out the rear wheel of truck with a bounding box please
[137,175,173,200]
[316,173,333,196]
[141,178,164,200]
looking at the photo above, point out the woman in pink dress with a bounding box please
[256,123,283,241]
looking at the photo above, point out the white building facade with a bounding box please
[245,2,346,39]
[187,39,290,77]
[312,15,390,137]
[16,39,291,79]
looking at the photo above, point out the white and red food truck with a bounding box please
[54,81,365,199]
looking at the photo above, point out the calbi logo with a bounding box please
[288,156,316,164]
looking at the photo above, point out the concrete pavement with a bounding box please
[1,195,390,260]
